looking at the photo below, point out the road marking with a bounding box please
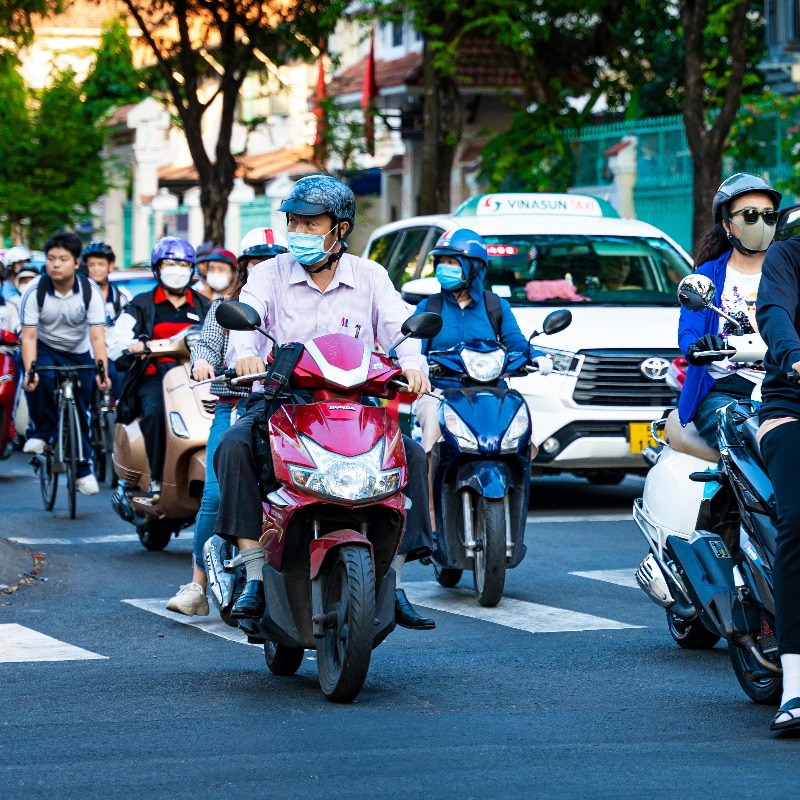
[10,534,195,546]
[0,623,107,663]
[402,582,644,634]
[526,513,632,524]
[569,569,639,589]
[121,599,259,647]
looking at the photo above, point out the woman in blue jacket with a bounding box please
[678,173,781,448]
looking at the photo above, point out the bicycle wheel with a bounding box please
[66,400,78,519]
[39,447,58,510]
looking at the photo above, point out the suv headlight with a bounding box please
[500,404,530,452]
[461,347,504,382]
[536,346,580,375]
[442,404,479,451]
[287,437,401,502]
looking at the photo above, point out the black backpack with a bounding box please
[37,273,93,312]
[423,290,503,352]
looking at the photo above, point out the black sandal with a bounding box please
[771,697,800,732]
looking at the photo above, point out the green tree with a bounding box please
[0,0,62,52]
[82,16,149,120]
[121,0,347,243]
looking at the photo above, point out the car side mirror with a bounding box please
[215,301,262,331]
[678,274,715,312]
[542,309,572,335]
[401,312,443,340]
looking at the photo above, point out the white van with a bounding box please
[364,193,694,483]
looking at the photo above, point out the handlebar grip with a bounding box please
[28,361,36,378]
[96,360,106,380]
[787,371,800,385]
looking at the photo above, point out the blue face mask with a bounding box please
[435,263,467,291]
[287,227,337,266]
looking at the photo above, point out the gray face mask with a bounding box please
[731,217,776,253]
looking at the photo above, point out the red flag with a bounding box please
[361,31,377,156]
[313,53,328,162]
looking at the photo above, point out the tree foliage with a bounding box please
[83,16,149,120]
[121,0,347,243]
[0,0,62,51]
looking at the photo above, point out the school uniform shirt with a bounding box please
[20,275,106,353]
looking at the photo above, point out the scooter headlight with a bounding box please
[460,347,505,382]
[441,404,479,451]
[288,437,401,502]
[500,404,531,452]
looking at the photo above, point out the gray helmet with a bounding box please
[712,173,782,223]
[278,175,356,238]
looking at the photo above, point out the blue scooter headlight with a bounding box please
[460,347,504,382]
[442,404,479,451]
[500,404,531,452]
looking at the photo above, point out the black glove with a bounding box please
[686,334,726,366]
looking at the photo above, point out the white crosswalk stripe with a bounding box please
[569,569,639,589]
[122,598,259,647]
[402,581,644,633]
[0,623,107,663]
[526,513,632,524]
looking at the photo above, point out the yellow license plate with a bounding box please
[629,422,658,454]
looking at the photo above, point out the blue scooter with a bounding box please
[427,309,572,606]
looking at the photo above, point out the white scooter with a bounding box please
[633,274,766,648]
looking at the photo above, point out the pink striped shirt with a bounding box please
[230,253,426,373]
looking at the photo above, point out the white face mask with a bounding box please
[160,266,192,291]
[206,272,232,293]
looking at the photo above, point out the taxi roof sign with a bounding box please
[454,193,620,219]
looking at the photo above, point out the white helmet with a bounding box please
[238,227,288,260]
[4,246,32,267]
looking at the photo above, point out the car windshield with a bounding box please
[468,235,691,306]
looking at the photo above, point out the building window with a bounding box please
[391,20,404,48]
[792,0,800,45]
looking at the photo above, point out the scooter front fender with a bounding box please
[309,530,373,580]
[456,460,513,500]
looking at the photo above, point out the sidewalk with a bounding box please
[0,537,37,593]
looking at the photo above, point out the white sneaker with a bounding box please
[76,474,100,496]
[166,583,209,616]
[23,438,46,454]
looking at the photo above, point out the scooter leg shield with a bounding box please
[667,533,758,640]
[373,567,397,648]
[261,563,303,649]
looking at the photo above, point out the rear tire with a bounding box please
[667,611,721,650]
[137,520,174,551]
[316,545,375,703]
[264,641,305,676]
[728,640,783,705]
[587,470,626,486]
[38,448,58,511]
[104,411,118,487]
[433,563,462,588]
[472,497,507,607]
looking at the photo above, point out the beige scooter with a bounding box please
[111,327,214,551]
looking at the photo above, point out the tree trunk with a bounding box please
[200,177,232,245]
[418,40,463,216]
[680,0,748,255]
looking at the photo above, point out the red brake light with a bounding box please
[487,245,519,257]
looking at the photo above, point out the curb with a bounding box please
[0,537,45,594]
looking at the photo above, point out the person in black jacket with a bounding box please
[756,235,800,732]
[108,238,210,500]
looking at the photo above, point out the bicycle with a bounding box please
[28,360,105,519]
[90,383,117,487]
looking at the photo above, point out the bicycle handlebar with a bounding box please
[28,361,107,380]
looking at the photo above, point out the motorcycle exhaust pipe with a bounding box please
[738,634,783,676]
[636,554,698,619]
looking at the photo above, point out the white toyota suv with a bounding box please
[364,193,693,483]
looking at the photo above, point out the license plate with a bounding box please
[629,422,658,454]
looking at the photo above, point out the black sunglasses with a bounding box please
[729,207,779,226]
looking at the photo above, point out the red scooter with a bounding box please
[205,301,442,703]
[0,330,19,457]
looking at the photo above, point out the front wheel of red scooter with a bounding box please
[264,641,305,676]
[316,545,376,703]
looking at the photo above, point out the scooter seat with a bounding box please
[664,410,719,463]
[741,415,766,467]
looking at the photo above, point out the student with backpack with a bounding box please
[20,230,111,496]
[413,229,551,525]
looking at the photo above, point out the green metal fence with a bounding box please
[567,113,799,253]
[239,196,271,233]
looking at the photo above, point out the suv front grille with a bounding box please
[573,349,680,407]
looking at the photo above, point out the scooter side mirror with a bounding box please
[542,309,572,335]
[401,312,444,340]
[215,301,262,331]
[678,274,715,312]
[776,203,800,242]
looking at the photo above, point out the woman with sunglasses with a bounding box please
[677,173,781,449]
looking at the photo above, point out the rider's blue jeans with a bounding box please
[193,400,237,567]
[26,340,94,477]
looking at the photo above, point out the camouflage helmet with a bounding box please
[278,175,356,239]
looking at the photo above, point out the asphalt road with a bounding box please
[0,451,797,800]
